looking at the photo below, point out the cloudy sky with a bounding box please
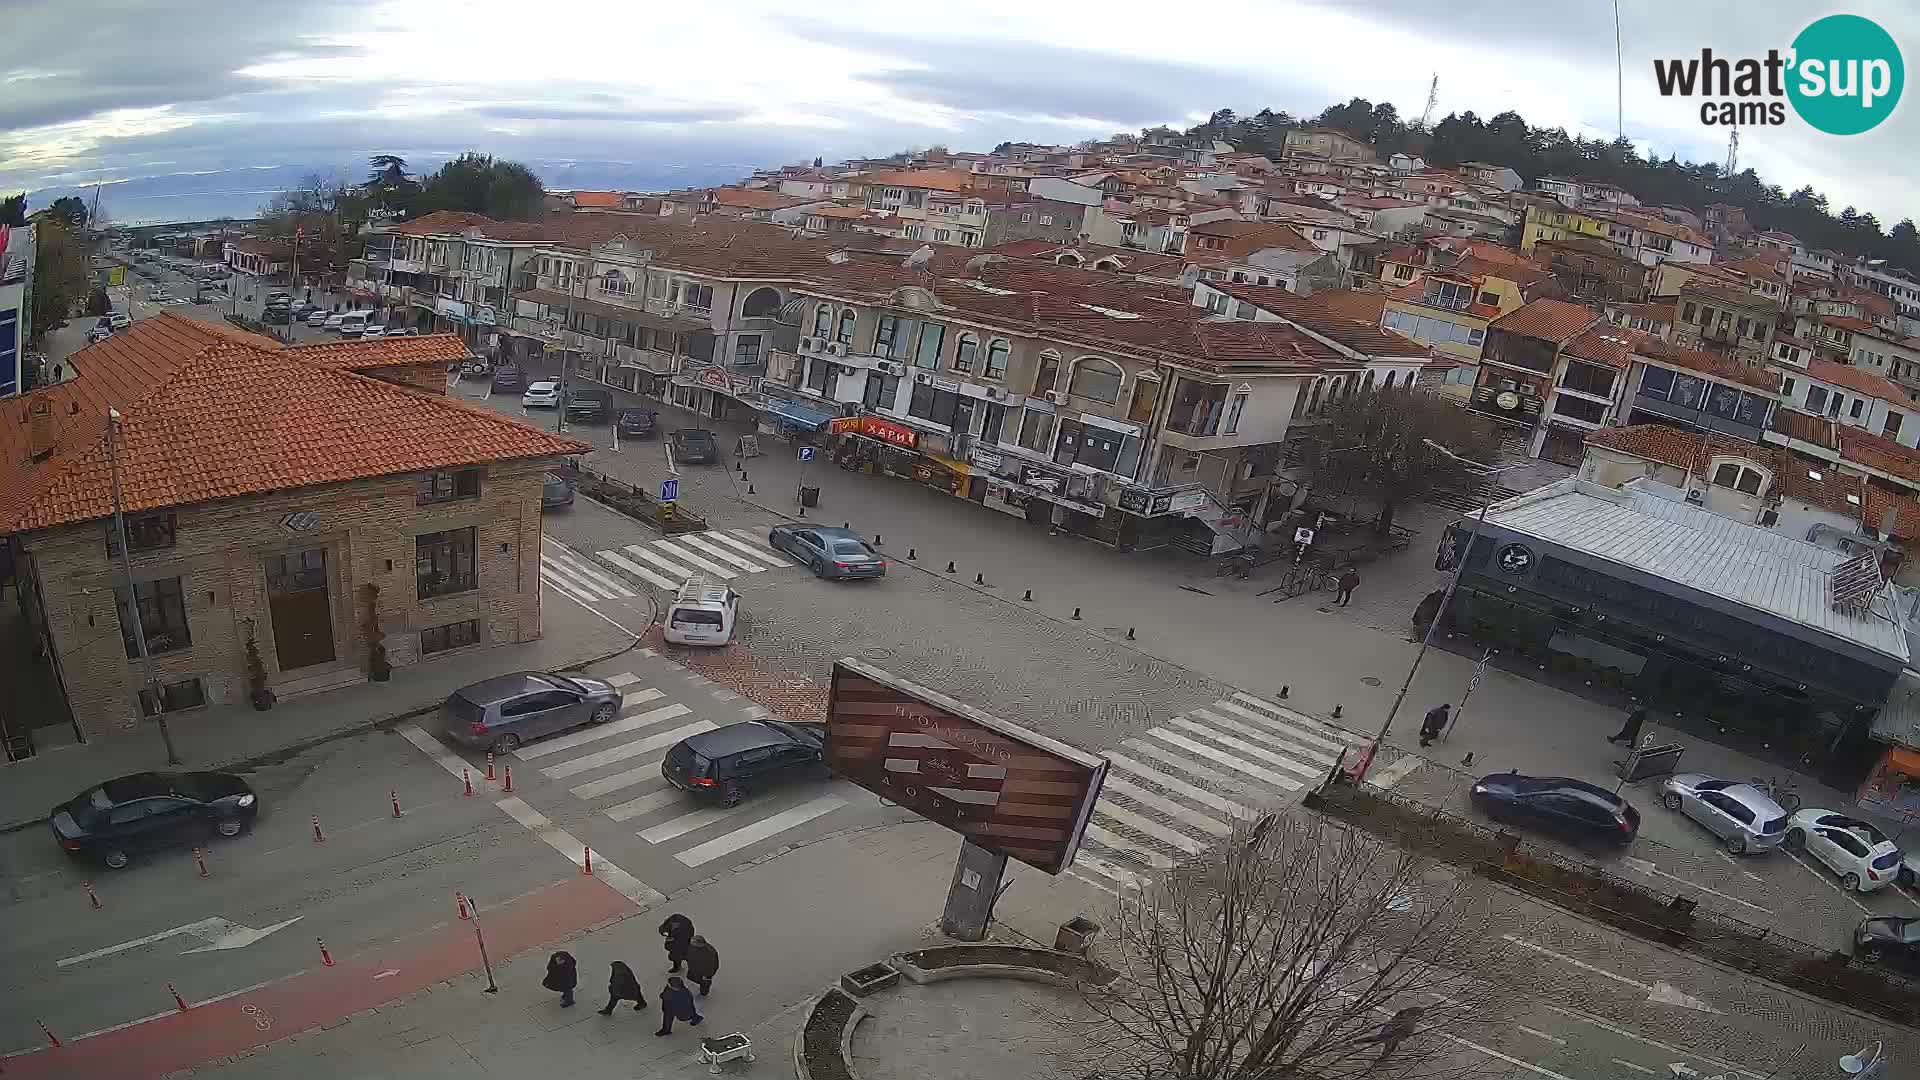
[3,0,1916,223]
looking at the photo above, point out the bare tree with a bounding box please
[1053,813,1553,1079]
[1302,387,1499,535]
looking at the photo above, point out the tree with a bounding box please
[1052,813,1557,1080]
[85,286,110,317]
[1302,388,1500,535]
[414,153,546,222]
[28,218,91,344]
[364,154,419,218]
[0,193,24,227]
[47,196,88,229]
[257,172,371,275]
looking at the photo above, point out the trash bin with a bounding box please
[799,485,820,508]
[1054,915,1101,956]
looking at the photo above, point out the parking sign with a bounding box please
[660,478,679,503]
[799,446,816,462]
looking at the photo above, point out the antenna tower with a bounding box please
[1418,74,1439,129]
[1724,128,1739,179]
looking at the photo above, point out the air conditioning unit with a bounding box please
[799,336,820,353]
[876,360,906,377]
[825,341,847,356]
[983,386,1005,401]
[1045,390,1069,405]
[1685,488,1705,504]
[913,370,934,384]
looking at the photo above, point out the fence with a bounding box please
[561,461,707,536]
[1306,777,1920,1027]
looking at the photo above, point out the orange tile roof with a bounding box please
[1681,281,1779,312]
[1311,289,1390,325]
[0,313,588,534]
[1212,284,1428,359]
[1489,298,1601,343]
[710,187,814,211]
[1815,314,1879,335]
[1640,341,1782,391]
[1186,219,1320,257]
[567,190,625,209]
[1768,407,1838,449]
[1586,423,1866,518]
[1837,427,1920,484]
[1807,357,1908,403]
[861,168,974,193]
[1564,327,1659,370]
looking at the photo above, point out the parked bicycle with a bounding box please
[1748,775,1803,813]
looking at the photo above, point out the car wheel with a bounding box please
[590,703,616,725]
[1859,944,1882,964]
[721,782,744,808]
[1723,834,1745,856]
[1661,793,1683,811]
[810,557,826,579]
[1844,872,1863,891]
[103,849,130,870]
[491,732,522,755]
[215,818,243,838]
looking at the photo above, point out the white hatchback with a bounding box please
[1787,809,1903,892]
[522,381,560,407]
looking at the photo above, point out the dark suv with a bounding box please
[670,428,719,464]
[565,389,609,422]
[489,365,526,394]
[616,408,658,438]
[662,720,825,806]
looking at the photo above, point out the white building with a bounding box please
[0,222,33,397]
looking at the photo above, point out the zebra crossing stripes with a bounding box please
[592,529,794,594]
[542,543,638,603]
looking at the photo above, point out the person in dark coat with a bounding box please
[659,913,695,972]
[597,960,646,1015]
[1419,704,1450,748]
[655,976,703,1036]
[684,935,720,996]
[1608,702,1649,746]
[541,951,578,1007]
[1336,568,1361,607]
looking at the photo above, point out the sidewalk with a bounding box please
[0,590,638,833]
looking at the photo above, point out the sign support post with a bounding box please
[939,840,1008,941]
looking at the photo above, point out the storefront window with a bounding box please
[864,372,901,411]
[1017,408,1055,453]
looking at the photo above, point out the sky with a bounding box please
[2,0,1917,225]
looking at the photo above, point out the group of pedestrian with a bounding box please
[539,912,721,1038]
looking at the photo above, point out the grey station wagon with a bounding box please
[443,671,621,755]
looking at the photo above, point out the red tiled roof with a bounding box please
[1311,289,1390,325]
[0,313,588,534]
[228,237,289,257]
[1837,427,1920,484]
[567,191,625,209]
[1808,357,1907,403]
[1489,298,1601,343]
[1768,408,1838,449]
[860,168,974,193]
[1564,327,1657,370]
[1186,219,1320,257]
[710,187,813,211]
[1681,281,1780,312]
[1212,284,1428,359]
[1586,423,1866,518]
[1641,341,1782,391]
[1814,314,1878,334]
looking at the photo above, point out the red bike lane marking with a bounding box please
[7,875,633,1079]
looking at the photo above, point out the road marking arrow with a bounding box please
[1646,981,1721,1014]
[58,916,303,967]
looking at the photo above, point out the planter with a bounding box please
[839,962,900,998]
[250,687,277,711]
[369,667,391,683]
[794,986,864,1080]
[891,944,1115,988]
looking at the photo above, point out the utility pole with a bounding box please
[556,263,579,434]
[107,407,181,765]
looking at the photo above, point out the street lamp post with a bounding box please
[1354,439,1523,784]
[107,407,181,765]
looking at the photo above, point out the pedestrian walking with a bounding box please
[1418,704,1450,748]
[685,935,720,996]
[659,913,695,972]
[1352,1006,1424,1062]
[1335,568,1361,607]
[541,951,578,1008]
[597,960,647,1014]
[655,976,703,1036]
[1607,701,1649,746]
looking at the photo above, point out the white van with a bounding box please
[663,578,738,647]
[336,312,370,336]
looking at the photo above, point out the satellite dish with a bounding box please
[902,245,935,272]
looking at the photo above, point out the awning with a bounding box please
[761,398,834,431]
[922,452,972,475]
[510,288,707,333]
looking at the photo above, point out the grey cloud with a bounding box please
[469,103,749,124]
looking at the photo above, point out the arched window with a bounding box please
[984,339,1011,380]
[1363,370,1377,394]
[836,308,857,345]
[812,304,832,337]
[1382,371,1398,391]
[741,287,782,318]
[1068,356,1125,404]
[953,333,980,374]
[1035,350,1063,394]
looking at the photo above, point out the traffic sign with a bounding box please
[660,478,679,503]
[798,446,816,462]
[1294,526,1316,546]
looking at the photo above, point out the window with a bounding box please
[982,402,1007,444]
[139,677,206,717]
[836,308,857,346]
[984,339,1010,380]
[1851,398,1866,420]
[1711,461,1766,495]
[1682,301,1697,323]
[1067,357,1124,403]
[1560,361,1615,398]
[1168,379,1229,436]
[812,304,832,337]
[1423,279,1473,311]
[907,381,960,426]
[863,372,900,411]
[1736,317,1751,339]
[1127,377,1160,425]
[1034,351,1062,395]
[107,511,177,556]
[681,283,713,311]
[117,576,191,658]
[806,356,831,393]
[733,335,763,368]
[1806,386,1829,413]
[934,229,951,243]
[1235,302,1256,320]
[1224,393,1248,435]
[417,527,477,599]
[1783,377,1796,397]
[914,323,945,370]
[1039,214,1053,226]
[417,469,481,505]
[1888,413,1905,438]
[1017,408,1056,453]
[1478,291,1499,307]
[953,334,979,374]
[598,269,632,296]
[422,619,481,655]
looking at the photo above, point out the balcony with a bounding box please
[1468,385,1543,427]
[614,345,676,374]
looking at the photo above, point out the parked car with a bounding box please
[541,472,575,509]
[669,428,719,464]
[291,303,318,320]
[150,289,173,302]
[616,408,658,438]
[51,771,258,869]
[564,389,609,422]
[1657,773,1788,855]
[662,720,826,806]
[107,312,131,330]
[769,524,887,580]
[267,292,291,305]
[261,305,291,324]
[1469,772,1640,847]
[361,321,387,338]
[385,326,417,337]
[322,312,347,330]
[1786,809,1902,892]
[1855,916,1920,967]
[442,671,621,755]
[87,326,112,343]
[490,366,526,393]
[522,381,561,407]
[305,310,330,328]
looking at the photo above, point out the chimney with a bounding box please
[28,398,53,461]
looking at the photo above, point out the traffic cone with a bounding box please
[391,790,402,818]
[318,938,334,967]
[83,881,102,910]
[456,891,472,921]
[463,769,473,797]
[486,752,496,781]
[503,765,514,793]
[312,815,325,843]
[169,984,190,1012]
[582,847,593,876]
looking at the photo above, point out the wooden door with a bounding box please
[265,547,335,671]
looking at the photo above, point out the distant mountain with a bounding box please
[24,159,761,227]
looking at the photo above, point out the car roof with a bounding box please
[98,772,170,803]
[683,721,794,757]
[527,381,557,390]
[454,671,563,705]
[674,428,715,438]
[1499,773,1623,804]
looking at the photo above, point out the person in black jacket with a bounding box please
[541,951,578,1007]
[659,913,695,972]
[597,960,647,1015]
[655,976,703,1036]
[684,935,720,996]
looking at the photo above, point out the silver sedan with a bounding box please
[1657,773,1789,855]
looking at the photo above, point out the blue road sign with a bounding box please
[660,478,679,502]
[798,446,816,462]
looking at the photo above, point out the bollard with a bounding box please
[582,847,594,876]
[746,484,755,495]
[503,765,514,793]
[874,535,882,546]
[194,847,210,878]
[391,790,402,818]
[1332,704,1343,719]
[463,768,473,797]
[37,1021,59,1049]
[1072,607,1082,620]
[945,561,956,573]
[906,548,916,560]
[312,815,325,843]
[1126,627,1136,640]
[796,504,805,517]
[1022,589,1033,601]
[1279,685,1290,699]
[456,891,472,921]
[1461,751,1476,768]
[974,572,986,585]
[318,938,334,967]
[83,880,102,910]
[169,983,190,1012]
[486,752,496,782]
[843,522,850,529]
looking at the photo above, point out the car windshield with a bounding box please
[679,432,713,447]
[830,540,871,556]
[1694,779,1729,792]
[1872,850,1901,870]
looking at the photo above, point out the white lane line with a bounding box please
[1208,699,1350,756]
[726,528,793,558]
[548,550,638,598]
[1083,823,1175,869]
[639,803,754,844]
[1118,740,1266,801]
[570,752,670,799]
[605,672,641,688]
[674,794,849,867]
[1069,851,1146,893]
[1502,935,1652,993]
[621,688,666,709]
[677,534,767,572]
[1515,1025,1565,1045]
[541,554,613,600]
[1101,776,1233,837]
[1783,849,1875,915]
[651,538,737,579]
[706,530,792,566]
[1187,707,1339,767]
[1612,1060,1655,1075]
[541,566,604,605]
[1438,1032,1575,1080]
[622,544,694,581]
[1168,716,1324,780]
[1230,692,1353,739]
[513,703,692,761]
[1140,730,1303,791]
[1094,802,1210,854]
[1540,1004,1765,1079]
[1366,755,1424,790]
[598,549,682,592]
[540,721,717,780]
[605,787,686,822]
[1105,752,1255,820]
[399,724,472,778]
[495,795,663,907]
[1623,858,1774,915]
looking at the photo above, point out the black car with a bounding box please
[1469,772,1640,847]
[51,771,259,869]
[564,389,609,422]
[616,408,658,438]
[261,304,291,324]
[670,428,719,464]
[662,720,825,806]
[490,365,526,394]
[1856,916,1920,967]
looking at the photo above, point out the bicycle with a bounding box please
[1748,775,1803,813]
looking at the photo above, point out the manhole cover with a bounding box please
[861,646,894,662]
[1361,676,1382,687]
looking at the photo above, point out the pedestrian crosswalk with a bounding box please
[1066,692,1409,896]
[512,670,850,868]
[540,529,794,603]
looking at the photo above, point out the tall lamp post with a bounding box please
[107,407,181,765]
[1355,439,1523,784]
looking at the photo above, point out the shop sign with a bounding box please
[829,416,864,434]
[861,416,919,450]
[969,447,1003,472]
[698,366,732,391]
[1118,488,1150,515]
[475,304,497,325]
[1167,489,1211,515]
[933,376,962,391]
[1020,464,1065,493]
